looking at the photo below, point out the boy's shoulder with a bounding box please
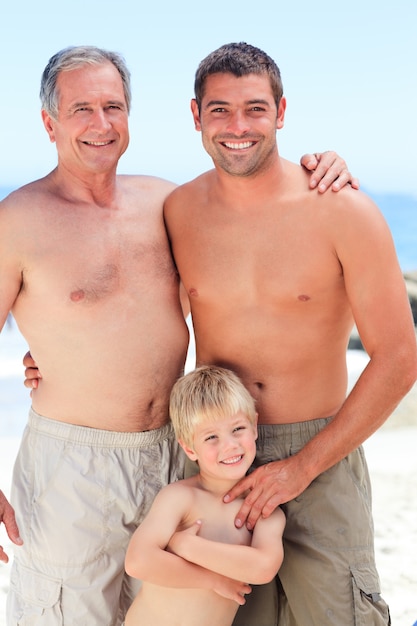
[253,506,286,538]
[156,476,200,501]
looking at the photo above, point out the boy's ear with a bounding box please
[178,438,198,462]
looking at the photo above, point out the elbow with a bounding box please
[125,551,146,580]
[386,338,417,396]
[402,342,417,393]
[125,556,139,579]
[248,554,284,585]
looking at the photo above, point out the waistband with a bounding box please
[28,407,174,448]
[256,416,334,445]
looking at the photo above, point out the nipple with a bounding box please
[70,289,85,302]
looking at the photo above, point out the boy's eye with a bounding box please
[204,434,217,441]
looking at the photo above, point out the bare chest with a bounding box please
[173,211,343,309]
[185,495,252,546]
[21,212,177,305]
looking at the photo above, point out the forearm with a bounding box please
[299,351,417,482]
[172,535,281,584]
[125,545,223,590]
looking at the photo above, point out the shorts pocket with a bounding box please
[8,562,63,625]
[350,563,391,625]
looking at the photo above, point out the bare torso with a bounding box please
[125,479,252,626]
[165,160,355,424]
[0,174,189,430]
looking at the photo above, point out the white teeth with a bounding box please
[224,141,253,150]
[85,141,111,146]
[222,455,242,465]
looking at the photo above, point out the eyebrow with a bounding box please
[69,99,126,110]
[204,98,271,109]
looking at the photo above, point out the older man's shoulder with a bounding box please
[119,174,177,197]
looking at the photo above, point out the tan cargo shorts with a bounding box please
[7,408,185,626]
[233,417,390,626]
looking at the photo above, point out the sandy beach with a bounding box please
[0,329,417,624]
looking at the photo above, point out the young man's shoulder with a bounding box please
[164,170,213,207]
[317,184,383,227]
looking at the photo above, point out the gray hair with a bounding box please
[40,45,132,119]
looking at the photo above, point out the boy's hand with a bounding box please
[167,519,201,555]
[212,576,251,606]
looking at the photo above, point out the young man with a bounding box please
[0,45,352,624]
[163,42,417,625]
[124,365,285,626]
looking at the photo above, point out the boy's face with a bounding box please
[181,411,257,481]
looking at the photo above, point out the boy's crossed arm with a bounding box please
[125,484,251,605]
[168,507,285,585]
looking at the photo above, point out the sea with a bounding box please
[1,185,416,271]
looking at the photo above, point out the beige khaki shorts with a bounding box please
[7,408,185,625]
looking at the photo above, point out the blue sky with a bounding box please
[1,0,416,195]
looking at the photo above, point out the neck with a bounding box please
[49,165,119,208]
[212,156,287,209]
[196,472,241,498]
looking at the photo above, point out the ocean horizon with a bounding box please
[1,184,416,272]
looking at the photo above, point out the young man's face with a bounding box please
[191,72,286,178]
[42,62,130,177]
[182,411,257,482]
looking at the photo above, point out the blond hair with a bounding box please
[169,366,256,447]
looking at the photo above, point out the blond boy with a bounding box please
[124,366,285,626]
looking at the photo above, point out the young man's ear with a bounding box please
[190,99,201,131]
[178,439,198,462]
[276,97,286,130]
